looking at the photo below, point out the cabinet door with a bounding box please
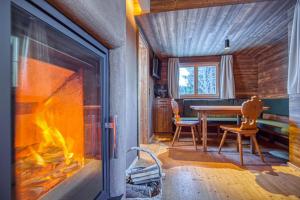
[153,99,173,133]
[153,103,160,133]
[164,105,173,132]
[159,105,168,132]
[157,105,172,133]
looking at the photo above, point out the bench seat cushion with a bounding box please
[179,117,238,122]
[257,119,289,135]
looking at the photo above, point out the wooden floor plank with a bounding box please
[138,136,300,200]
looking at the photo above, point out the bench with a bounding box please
[257,98,289,145]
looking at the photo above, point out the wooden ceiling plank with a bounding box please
[150,14,165,54]
[137,0,295,58]
[230,3,270,52]
[206,5,232,55]
[170,12,177,56]
[236,1,290,55]
[150,0,276,13]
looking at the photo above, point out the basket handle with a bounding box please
[127,147,163,177]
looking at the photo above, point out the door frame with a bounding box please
[138,32,151,144]
[0,0,110,199]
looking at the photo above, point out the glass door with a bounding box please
[11,2,109,200]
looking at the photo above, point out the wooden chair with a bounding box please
[170,99,200,150]
[218,96,265,165]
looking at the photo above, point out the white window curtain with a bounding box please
[288,0,300,94]
[168,58,180,99]
[220,55,235,99]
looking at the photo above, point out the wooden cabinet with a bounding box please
[153,98,173,133]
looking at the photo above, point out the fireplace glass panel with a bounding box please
[12,5,103,200]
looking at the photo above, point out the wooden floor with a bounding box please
[138,134,300,200]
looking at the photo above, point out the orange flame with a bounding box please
[28,146,45,166]
[35,99,74,165]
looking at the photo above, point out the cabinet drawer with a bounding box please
[155,99,170,104]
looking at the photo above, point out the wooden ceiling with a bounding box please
[137,0,295,58]
[150,0,275,13]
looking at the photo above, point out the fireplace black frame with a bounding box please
[0,0,110,199]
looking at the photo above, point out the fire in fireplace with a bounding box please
[12,4,105,200]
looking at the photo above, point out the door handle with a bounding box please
[105,115,118,159]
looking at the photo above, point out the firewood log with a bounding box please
[21,176,51,187]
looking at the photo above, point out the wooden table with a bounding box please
[191,106,269,152]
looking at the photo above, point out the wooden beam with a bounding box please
[150,0,276,13]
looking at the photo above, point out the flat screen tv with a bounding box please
[152,56,160,79]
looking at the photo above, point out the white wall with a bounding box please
[126,0,139,167]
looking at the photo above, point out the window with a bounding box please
[179,63,219,98]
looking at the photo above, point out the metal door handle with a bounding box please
[105,115,118,159]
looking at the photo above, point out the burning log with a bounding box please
[62,161,80,173]
[19,186,45,200]
[27,186,45,197]
[15,141,83,200]
[42,150,65,164]
[21,176,51,187]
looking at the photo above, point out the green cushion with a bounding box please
[179,117,198,121]
[257,119,289,134]
[179,117,237,122]
[208,117,237,122]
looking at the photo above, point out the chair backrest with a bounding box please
[240,96,263,130]
[171,99,180,122]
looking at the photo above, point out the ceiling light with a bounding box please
[225,38,230,50]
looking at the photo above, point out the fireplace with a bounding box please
[5,1,110,200]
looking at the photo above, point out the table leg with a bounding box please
[197,112,202,144]
[202,112,208,152]
[237,115,241,126]
[250,136,255,154]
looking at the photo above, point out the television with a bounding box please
[152,56,160,79]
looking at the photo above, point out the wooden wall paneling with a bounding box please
[289,94,300,167]
[156,58,168,85]
[256,41,288,98]
[233,54,258,98]
[179,56,221,64]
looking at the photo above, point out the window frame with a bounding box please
[179,62,220,99]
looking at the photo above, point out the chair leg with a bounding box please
[191,126,197,150]
[172,126,180,146]
[236,134,239,152]
[218,130,228,154]
[176,127,182,141]
[251,135,265,163]
[197,125,201,144]
[237,133,243,166]
[177,126,182,142]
